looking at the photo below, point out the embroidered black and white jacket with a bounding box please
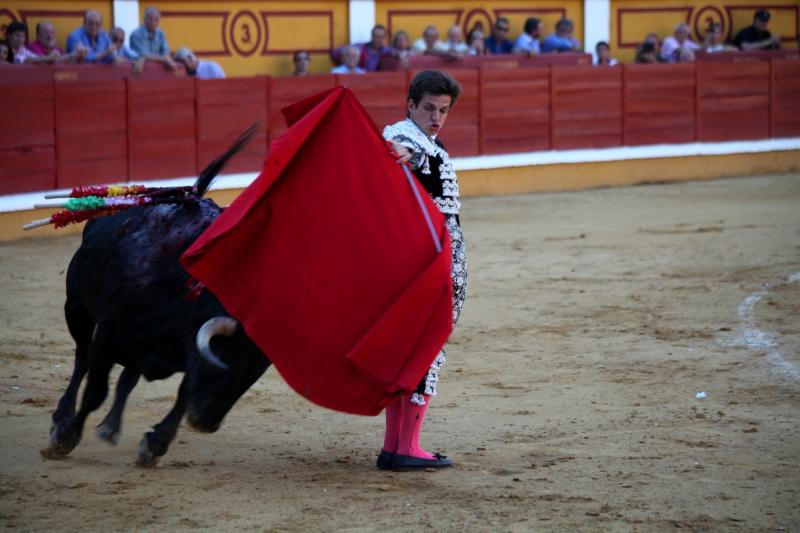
[383,119,461,217]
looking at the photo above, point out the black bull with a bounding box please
[41,127,272,466]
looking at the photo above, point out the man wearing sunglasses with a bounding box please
[485,17,513,54]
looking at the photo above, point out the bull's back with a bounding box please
[67,200,221,320]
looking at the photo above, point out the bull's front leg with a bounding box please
[96,367,141,445]
[136,377,188,467]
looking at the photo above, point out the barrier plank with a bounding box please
[269,74,336,142]
[480,68,550,154]
[55,80,127,188]
[127,78,197,181]
[335,72,406,131]
[196,78,268,174]
[771,59,800,138]
[0,82,56,193]
[552,66,622,149]
[697,61,770,141]
[407,68,480,156]
[623,63,696,146]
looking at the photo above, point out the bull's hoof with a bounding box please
[41,422,80,459]
[135,435,161,468]
[95,422,121,445]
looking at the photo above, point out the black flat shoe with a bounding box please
[391,452,453,471]
[376,449,394,470]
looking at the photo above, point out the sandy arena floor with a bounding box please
[0,173,798,532]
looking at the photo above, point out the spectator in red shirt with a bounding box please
[26,21,86,63]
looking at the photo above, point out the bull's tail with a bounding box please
[193,124,259,197]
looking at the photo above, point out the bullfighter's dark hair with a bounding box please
[407,70,462,108]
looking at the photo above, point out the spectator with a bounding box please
[292,50,311,76]
[703,22,736,53]
[331,45,366,74]
[391,30,412,60]
[0,39,8,63]
[6,21,36,64]
[444,25,469,55]
[26,21,74,63]
[595,41,617,65]
[485,17,513,54]
[411,25,448,55]
[542,18,581,53]
[660,23,699,63]
[66,10,116,63]
[110,28,146,72]
[173,47,225,79]
[331,25,391,72]
[467,27,485,55]
[734,10,780,51]
[635,41,658,63]
[513,17,542,56]
[129,6,175,70]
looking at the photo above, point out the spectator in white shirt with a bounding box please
[660,23,699,63]
[513,17,542,56]
[174,47,225,78]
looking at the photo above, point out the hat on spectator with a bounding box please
[174,47,196,61]
[754,10,770,22]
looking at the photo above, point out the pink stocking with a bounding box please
[381,395,403,453]
[395,394,435,460]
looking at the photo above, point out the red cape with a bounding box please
[181,87,453,416]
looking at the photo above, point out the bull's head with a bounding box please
[185,317,269,432]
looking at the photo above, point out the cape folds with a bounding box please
[181,87,453,416]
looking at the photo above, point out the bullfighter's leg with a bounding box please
[136,377,188,467]
[96,367,141,445]
[42,323,116,459]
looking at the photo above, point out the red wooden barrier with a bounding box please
[695,50,800,62]
[771,59,800,138]
[551,66,622,149]
[335,72,406,131]
[0,82,56,193]
[195,77,268,174]
[623,63,696,146]
[480,68,549,154]
[127,78,197,181]
[406,68,480,156]
[269,74,336,142]
[519,53,592,68]
[696,61,770,141]
[55,80,128,188]
[0,62,186,84]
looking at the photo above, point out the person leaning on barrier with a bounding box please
[66,10,116,64]
[331,45,366,74]
[110,28,146,72]
[173,47,225,79]
[26,21,85,63]
[129,6,176,70]
[542,18,581,53]
[467,27,485,55]
[660,23,699,63]
[444,25,469,55]
[6,21,36,64]
[513,17,542,56]
[331,25,392,72]
[734,10,781,51]
[703,23,736,53]
[292,50,311,76]
[411,25,448,55]
[485,17,513,54]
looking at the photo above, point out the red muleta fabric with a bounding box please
[181,87,453,416]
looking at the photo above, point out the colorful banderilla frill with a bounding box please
[24,185,199,231]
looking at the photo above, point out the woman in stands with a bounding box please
[379,70,467,471]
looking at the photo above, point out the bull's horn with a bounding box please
[196,317,238,370]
